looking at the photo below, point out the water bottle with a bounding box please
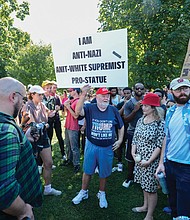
[174,217,190,220]
[157,172,169,194]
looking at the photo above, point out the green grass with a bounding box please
[34,132,171,220]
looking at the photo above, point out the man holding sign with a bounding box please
[72,85,124,208]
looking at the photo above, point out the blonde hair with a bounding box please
[152,106,165,120]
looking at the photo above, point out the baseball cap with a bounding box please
[41,80,52,88]
[141,93,160,107]
[29,85,45,94]
[170,78,190,90]
[96,87,110,95]
[153,88,164,98]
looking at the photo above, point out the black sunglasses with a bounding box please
[15,92,27,102]
[135,87,144,90]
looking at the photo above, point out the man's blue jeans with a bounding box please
[165,160,190,218]
[65,129,80,166]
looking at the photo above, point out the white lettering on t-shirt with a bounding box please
[91,119,113,140]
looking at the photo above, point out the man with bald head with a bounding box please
[0,77,42,220]
[122,83,145,188]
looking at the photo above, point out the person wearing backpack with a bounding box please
[0,77,42,220]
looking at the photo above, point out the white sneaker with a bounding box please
[112,167,118,172]
[62,155,67,161]
[44,188,62,196]
[122,179,133,188]
[97,192,108,208]
[95,167,99,174]
[117,163,123,172]
[72,190,88,205]
[38,166,42,174]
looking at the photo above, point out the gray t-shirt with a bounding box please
[124,97,143,135]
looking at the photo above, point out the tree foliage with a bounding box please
[0,0,30,77]
[98,0,190,88]
[7,43,55,86]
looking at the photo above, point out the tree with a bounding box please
[98,0,190,88]
[0,0,30,77]
[7,43,55,86]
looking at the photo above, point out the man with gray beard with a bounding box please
[72,85,124,209]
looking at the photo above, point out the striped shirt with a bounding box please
[0,112,42,210]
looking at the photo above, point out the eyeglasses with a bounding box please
[15,92,27,102]
[135,87,144,90]
[174,86,189,93]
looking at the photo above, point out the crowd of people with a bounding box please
[0,76,190,220]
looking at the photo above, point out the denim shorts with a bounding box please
[83,139,114,178]
[37,130,50,149]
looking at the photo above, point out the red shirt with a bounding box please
[65,98,79,131]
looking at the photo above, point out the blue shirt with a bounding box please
[165,100,190,164]
[84,104,124,147]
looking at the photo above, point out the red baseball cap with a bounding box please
[96,87,110,95]
[141,93,160,107]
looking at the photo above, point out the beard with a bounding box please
[13,102,20,118]
[135,91,143,97]
[111,93,116,97]
[97,101,109,110]
[173,93,190,105]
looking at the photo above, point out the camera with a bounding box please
[29,122,49,157]
[30,122,47,141]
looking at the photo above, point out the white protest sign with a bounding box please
[52,29,128,88]
[181,39,190,79]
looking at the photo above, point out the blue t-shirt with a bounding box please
[165,104,190,164]
[84,103,124,147]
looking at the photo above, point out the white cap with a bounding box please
[170,78,190,90]
[29,85,45,94]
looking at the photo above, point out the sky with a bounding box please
[14,0,100,44]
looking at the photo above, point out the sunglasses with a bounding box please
[135,87,144,90]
